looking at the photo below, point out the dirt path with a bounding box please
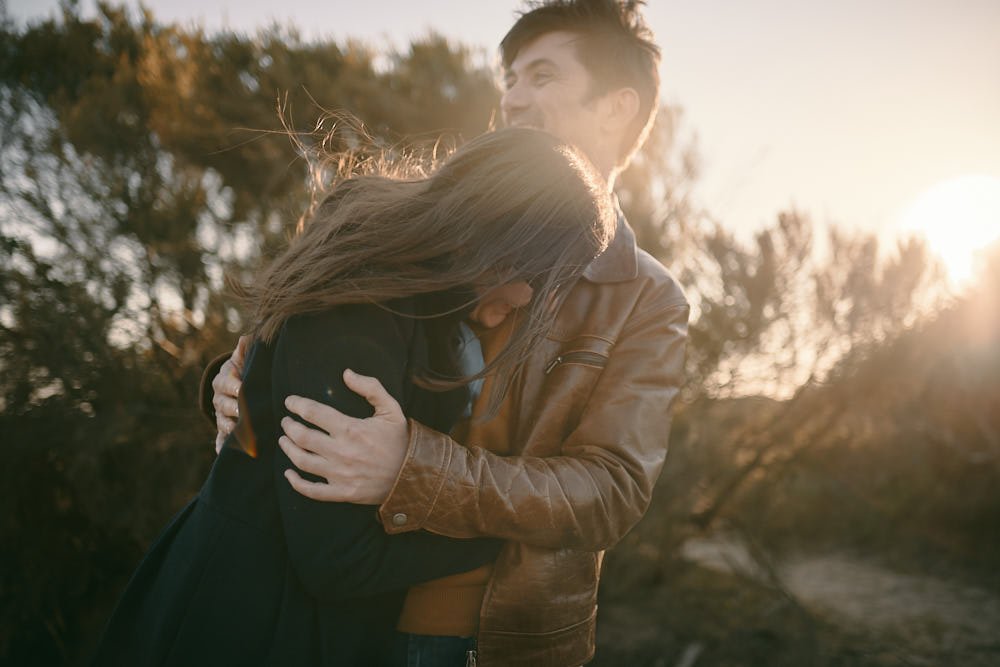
[681,535,1000,665]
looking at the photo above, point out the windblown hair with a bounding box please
[501,0,661,168]
[235,127,615,414]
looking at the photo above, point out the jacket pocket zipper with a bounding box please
[544,351,609,374]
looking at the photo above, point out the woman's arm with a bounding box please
[271,305,500,601]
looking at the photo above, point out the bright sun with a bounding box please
[898,174,1000,287]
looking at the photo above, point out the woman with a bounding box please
[92,127,614,666]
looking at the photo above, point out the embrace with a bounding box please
[94,2,688,666]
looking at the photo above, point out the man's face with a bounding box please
[501,31,603,165]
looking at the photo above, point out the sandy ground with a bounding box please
[681,534,1000,665]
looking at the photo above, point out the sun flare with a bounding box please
[898,174,1000,287]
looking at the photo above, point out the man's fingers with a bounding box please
[213,395,240,420]
[281,416,338,453]
[343,369,403,419]
[212,359,242,402]
[284,469,340,503]
[232,335,250,371]
[216,412,236,435]
[284,395,354,434]
[278,435,329,476]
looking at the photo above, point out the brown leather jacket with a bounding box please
[199,218,688,666]
[377,218,689,666]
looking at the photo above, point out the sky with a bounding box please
[9,0,1000,278]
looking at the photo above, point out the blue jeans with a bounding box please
[391,632,476,667]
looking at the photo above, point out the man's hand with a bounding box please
[279,369,409,505]
[213,335,250,454]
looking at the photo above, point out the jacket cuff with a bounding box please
[198,351,232,424]
[378,418,452,534]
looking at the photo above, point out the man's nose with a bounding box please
[501,83,529,120]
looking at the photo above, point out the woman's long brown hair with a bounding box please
[235,126,616,415]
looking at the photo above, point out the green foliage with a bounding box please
[679,212,943,397]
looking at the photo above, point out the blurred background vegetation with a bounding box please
[1,4,998,666]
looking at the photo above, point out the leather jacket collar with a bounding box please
[582,212,638,284]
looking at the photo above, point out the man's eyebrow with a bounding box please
[506,57,560,78]
[523,57,559,72]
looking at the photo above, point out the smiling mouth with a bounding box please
[505,116,543,130]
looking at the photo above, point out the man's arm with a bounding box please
[271,306,501,601]
[282,290,689,551]
[378,297,689,551]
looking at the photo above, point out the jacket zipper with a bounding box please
[544,350,609,374]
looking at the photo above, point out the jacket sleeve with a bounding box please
[377,291,689,551]
[271,306,501,600]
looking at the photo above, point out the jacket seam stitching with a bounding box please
[545,332,617,344]
[421,432,454,529]
[566,334,615,344]
[378,419,422,528]
[559,348,611,359]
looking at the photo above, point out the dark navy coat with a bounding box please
[93,300,500,666]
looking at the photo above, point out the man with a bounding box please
[204,2,688,664]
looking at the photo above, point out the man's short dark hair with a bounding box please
[500,0,661,168]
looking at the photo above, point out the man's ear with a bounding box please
[599,87,640,135]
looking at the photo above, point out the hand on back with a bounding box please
[212,335,249,454]
[279,369,409,505]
